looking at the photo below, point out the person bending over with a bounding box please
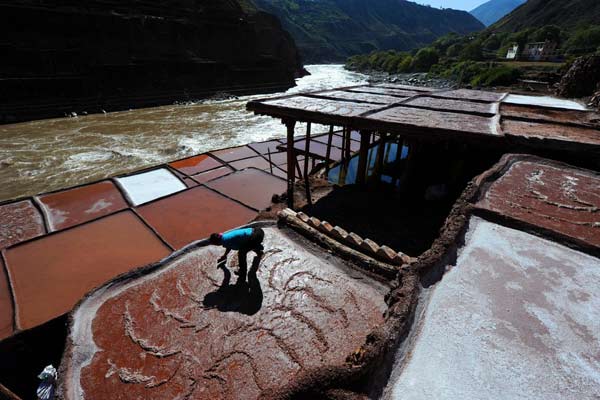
[209,227,264,279]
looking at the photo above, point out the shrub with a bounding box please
[446,43,463,58]
[564,26,600,55]
[440,61,485,84]
[482,34,501,51]
[497,44,512,59]
[431,33,463,54]
[411,47,439,72]
[397,56,414,73]
[459,41,484,61]
[532,25,562,44]
[382,53,407,73]
[471,65,521,87]
[501,28,534,49]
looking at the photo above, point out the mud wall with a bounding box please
[0,0,305,123]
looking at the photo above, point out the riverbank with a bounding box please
[357,63,562,95]
[364,71,456,89]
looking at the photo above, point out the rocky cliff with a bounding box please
[0,0,305,123]
[252,0,484,62]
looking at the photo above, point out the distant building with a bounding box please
[521,41,558,61]
[506,44,519,60]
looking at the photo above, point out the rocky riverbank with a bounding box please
[364,71,456,89]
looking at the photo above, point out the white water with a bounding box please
[0,65,367,201]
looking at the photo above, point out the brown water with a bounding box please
[0,65,367,202]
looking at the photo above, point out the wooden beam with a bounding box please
[295,156,303,179]
[356,130,371,185]
[304,123,312,206]
[267,148,273,174]
[325,125,334,172]
[285,119,296,208]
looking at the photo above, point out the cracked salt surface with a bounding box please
[383,217,600,400]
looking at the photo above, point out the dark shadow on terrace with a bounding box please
[203,254,264,316]
[304,137,504,256]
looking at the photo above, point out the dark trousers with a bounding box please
[238,228,264,278]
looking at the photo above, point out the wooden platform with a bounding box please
[247,84,600,150]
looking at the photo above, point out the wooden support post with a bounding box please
[267,148,273,174]
[375,133,387,181]
[345,127,351,160]
[295,157,303,179]
[340,127,346,163]
[285,119,296,208]
[356,130,371,185]
[325,125,334,172]
[392,137,405,188]
[303,123,312,206]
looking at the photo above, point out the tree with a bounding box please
[564,26,600,55]
[532,25,562,44]
[411,48,439,72]
[446,43,463,58]
[482,34,501,51]
[459,41,483,61]
[397,56,414,73]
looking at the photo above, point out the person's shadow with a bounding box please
[202,254,263,316]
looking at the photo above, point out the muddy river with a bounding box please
[0,65,367,202]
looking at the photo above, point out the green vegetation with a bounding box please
[564,26,600,55]
[346,24,599,87]
[250,0,484,62]
[491,0,600,33]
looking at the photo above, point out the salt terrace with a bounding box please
[60,225,389,400]
[0,84,599,399]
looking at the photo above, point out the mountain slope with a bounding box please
[0,0,304,123]
[252,0,484,62]
[470,0,526,26]
[491,0,600,31]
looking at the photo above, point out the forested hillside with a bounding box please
[491,0,600,31]
[252,0,484,62]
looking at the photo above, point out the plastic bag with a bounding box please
[36,365,57,400]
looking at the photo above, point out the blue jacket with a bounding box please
[221,228,254,250]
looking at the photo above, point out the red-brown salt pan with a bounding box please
[61,228,388,400]
[230,156,271,171]
[4,211,170,330]
[476,160,600,248]
[0,257,14,341]
[182,178,198,188]
[0,200,45,249]
[248,140,283,155]
[37,181,128,231]
[190,167,233,184]
[137,187,257,249]
[211,146,258,162]
[169,154,223,176]
[206,169,287,210]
